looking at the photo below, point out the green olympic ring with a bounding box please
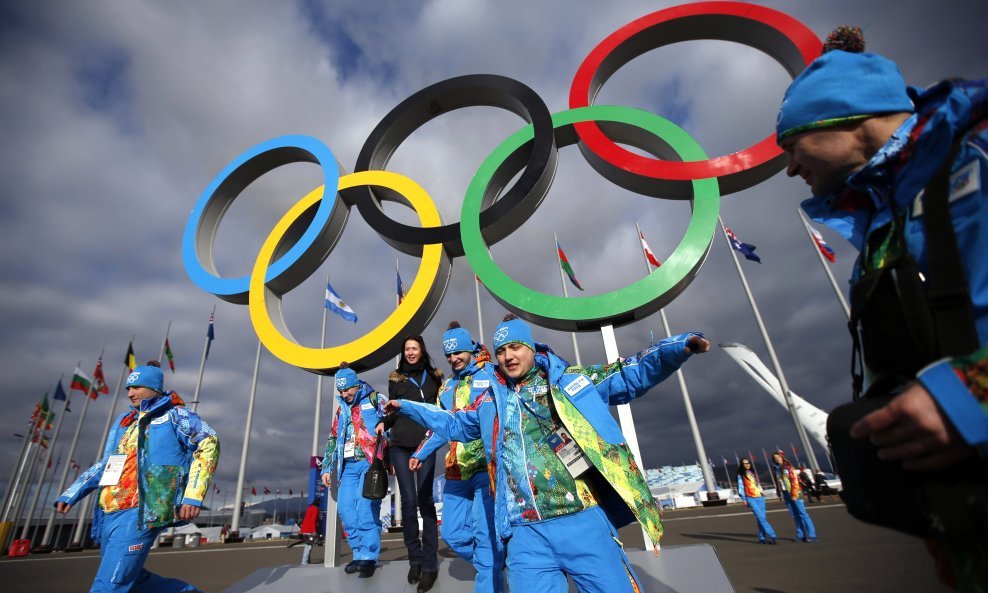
[461,105,720,332]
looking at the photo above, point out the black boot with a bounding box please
[408,564,422,584]
[417,570,438,592]
[357,560,377,578]
[343,560,360,574]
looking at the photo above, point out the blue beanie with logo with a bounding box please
[126,364,164,392]
[442,326,477,355]
[335,367,359,392]
[492,317,534,352]
[776,28,913,142]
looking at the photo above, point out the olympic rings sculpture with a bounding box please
[182,1,822,374]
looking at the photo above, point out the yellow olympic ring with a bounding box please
[248,171,448,373]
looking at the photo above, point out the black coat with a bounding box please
[380,367,442,450]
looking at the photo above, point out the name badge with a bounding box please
[545,428,590,478]
[360,402,374,411]
[99,454,128,486]
[150,415,169,425]
[472,379,490,389]
[563,375,591,397]
[344,440,356,458]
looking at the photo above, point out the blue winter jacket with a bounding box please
[320,380,388,479]
[803,78,988,452]
[398,333,701,545]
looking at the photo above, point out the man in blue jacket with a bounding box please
[777,26,987,590]
[386,315,709,593]
[56,362,219,593]
[410,321,503,593]
[320,365,388,578]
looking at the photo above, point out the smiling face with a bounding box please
[495,342,535,380]
[404,339,422,365]
[127,386,158,407]
[781,125,870,197]
[447,350,472,373]
[340,385,358,404]
[772,453,783,465]
[741,459,752,471]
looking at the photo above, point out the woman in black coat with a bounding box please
[376,335,443,590]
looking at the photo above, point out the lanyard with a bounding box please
[406,369,427,400]
[513,383,556,437]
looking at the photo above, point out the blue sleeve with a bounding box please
[399,399,485,443]
[413,430,448,461]
[590,332,701,405]
[57,416,124,507]
[917,354,988,453]
[172,408,220,507]
[320,407,341,476]
[736,474,747,503]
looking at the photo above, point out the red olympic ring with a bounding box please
[569,1,822,196]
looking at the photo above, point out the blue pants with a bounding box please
[441,473,504,593]
[339,460,382,561]
[745,496,776,542]
[505,506,641,593]
[781,492,816,541]
[92,508,199,593]
[390,446,439,571]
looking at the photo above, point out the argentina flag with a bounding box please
[325,282,358,323]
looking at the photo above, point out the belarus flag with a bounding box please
[325,282,358,323]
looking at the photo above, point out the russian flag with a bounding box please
[805,221,836,263]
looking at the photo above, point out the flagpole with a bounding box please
[1,396,45,522]
[69,349,110,548]
[192,305,216,413]
[719,217,820,472]
[313,275,330,458]
[231,339,262,538]
[34,451,62,544]
[158,321,171,364]
[395,258,403,369]
[474,274,485,342]
[19,384,72,541]
[797,209,850,319]
[553,232,582,366]
[7,436,45,548]
[722,457,731,486]
[635,222,717,499]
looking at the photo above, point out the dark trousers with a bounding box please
[390,446,438,571]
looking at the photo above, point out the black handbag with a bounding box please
[361,437,388,500]
[827,137,988,542]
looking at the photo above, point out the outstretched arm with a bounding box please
[384,397,486,444]
[588,332,709,405]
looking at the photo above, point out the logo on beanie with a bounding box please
[443,338,458,352]
[336,377,346,390]
[493,327,509,345]
[127,372,140,385]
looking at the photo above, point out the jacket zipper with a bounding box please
[515,384,543,522]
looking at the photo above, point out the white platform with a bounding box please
[221,544,734,592]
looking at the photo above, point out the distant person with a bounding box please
[772,451,817,542]
[410,322,504,593]
[736,458,777,544]
[55,361,220,593]
[776,25,987,587]
[320,364,388,578]
[298,497,322,565]
[798,464,821,503]
[220,524,229,543]
[376,336,443,588]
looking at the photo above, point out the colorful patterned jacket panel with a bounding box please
[57,392,219,532]
[413,359,495,481]
[320,380,387,478]
[737,472,763,502]
[773,462,802,499]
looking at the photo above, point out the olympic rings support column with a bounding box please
[569,1,821,197]
[249,171,450,374]
[461,105,720,332]
[351,74,557,258]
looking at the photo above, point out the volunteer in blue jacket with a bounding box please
[386,315,709,593]
[736,457,777,544]
[411,321,504,593]
[320,364,388,578]
[55,361,219,593]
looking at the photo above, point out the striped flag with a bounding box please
[125,342,137,372]
[556,242,583,291]
[325,282,358,323]
[164,338,175,372]
[803,219,836,263]
[70,367,94,395]
[639,230,662,268]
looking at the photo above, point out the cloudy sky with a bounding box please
[2,0,985,508]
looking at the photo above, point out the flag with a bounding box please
[790,442,799,460]
[53,380,67,402]
[803,219,836,263]
[251,486,257,496]
[70,367,93,394]
[92,356,110,398]
[263,487,270,495]
[164,338,175,372]
[724,227,761,263]
[30,394,49,424]
[556,241,583,291]
[125,342,136,372]
[205,311,216,360]
[324,282,358,323]
[289,489,293,496]
[639,229,662,268]
[396,268,406,305]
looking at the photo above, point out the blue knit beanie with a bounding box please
[442,327,477,355]
[126,364,164,392]
[335,367,359,391]
[492,317,534,352]
[776,29,913,141]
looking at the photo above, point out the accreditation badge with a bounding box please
[99,454,128,486]
[545,427,590,478]
[343,439,356,458]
